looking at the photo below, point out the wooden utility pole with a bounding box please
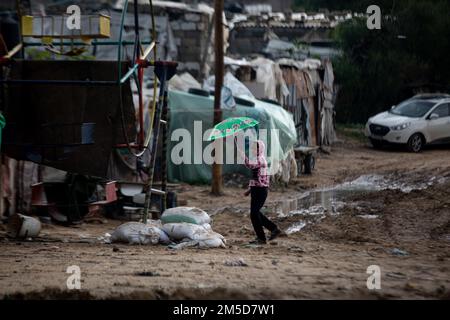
[211,0,224,196]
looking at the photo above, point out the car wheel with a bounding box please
[407,133,424,152]
[370,138,383,149]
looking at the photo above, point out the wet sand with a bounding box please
[1,136,449,299]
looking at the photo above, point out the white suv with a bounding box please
[365,94,450,152]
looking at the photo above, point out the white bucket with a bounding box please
[7,213,42,238]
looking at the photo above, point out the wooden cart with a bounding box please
[293,146,319,175]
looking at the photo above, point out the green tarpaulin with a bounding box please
[168,90,297,184]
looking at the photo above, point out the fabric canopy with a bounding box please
[168,90,297,183]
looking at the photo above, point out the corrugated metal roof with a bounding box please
[234,21,335,29]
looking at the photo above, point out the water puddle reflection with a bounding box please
[278,174,447,234]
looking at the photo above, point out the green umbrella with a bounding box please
[207,117,259,141]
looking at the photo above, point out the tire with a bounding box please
[370,138,384,149]
[407,133,424,153]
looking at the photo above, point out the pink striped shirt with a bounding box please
[241,140,270,188]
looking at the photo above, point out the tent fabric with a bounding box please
[169,72,202,92]
[203,72,255,99]
[167,90,297,184]
[320,59,337,146]
[250,57,289,103]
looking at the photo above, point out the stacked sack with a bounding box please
[109,220,171,245]
[109,207,225,248]
[161,207,226,248]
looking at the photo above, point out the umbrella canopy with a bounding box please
[207,117,258,141]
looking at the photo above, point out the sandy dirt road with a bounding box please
[0,136,449,299]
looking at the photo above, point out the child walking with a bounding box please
[237,139,282,244]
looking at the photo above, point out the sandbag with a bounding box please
[162,222,207,241]
[110,222,160,245]
[162,222,226,248]
[158,230,171,244]
[170,237,226,249]
[161,207,211,225]
[146,220,172,244]
[197,237,226,248]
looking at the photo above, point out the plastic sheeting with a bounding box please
[320,59,336,146]
[96,11,177,62]
[169,72,201,92]
[167,90,297,184]
[250,57,289,103]
[203,72,254,99]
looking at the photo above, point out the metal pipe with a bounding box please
[117,0,129,83]
[160,89,169,212]
[143,66,168,223]
[0,79,119,86]
[23,41,153,47]
[120,63,139,84]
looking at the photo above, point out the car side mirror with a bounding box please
[429,113,439,120]
[390,105,395,110]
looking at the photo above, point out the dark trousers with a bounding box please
[250,187,277,241]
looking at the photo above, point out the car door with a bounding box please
[427,103,450,142]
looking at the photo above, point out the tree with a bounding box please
[332,0,450,123]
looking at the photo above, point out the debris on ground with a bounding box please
[224,258,248,267]
[7,214,41,239]
[134,271,160,277]
[391,248,409,256]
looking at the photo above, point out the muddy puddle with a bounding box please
[276,174,447,235]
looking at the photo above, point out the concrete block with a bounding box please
[170,21,181,31]
[180,22,196,31]
[173,37,182,46]
[181,38,198,47]
[184,13,201,22]
[184,62,200,71]
[197,22,206,30]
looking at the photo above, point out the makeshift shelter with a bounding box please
[223,55,336,147]
[167,90,297,184]
[280,63,316,146]
[320,59,337,146]
[278,58,336,147]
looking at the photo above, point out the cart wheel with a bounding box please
[117,0,158,157]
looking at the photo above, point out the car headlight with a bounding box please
[391,122,411,131]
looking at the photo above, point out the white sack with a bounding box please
[110,222,160,245]
[161,207,211,225]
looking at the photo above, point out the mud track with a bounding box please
[1,137,449,299]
